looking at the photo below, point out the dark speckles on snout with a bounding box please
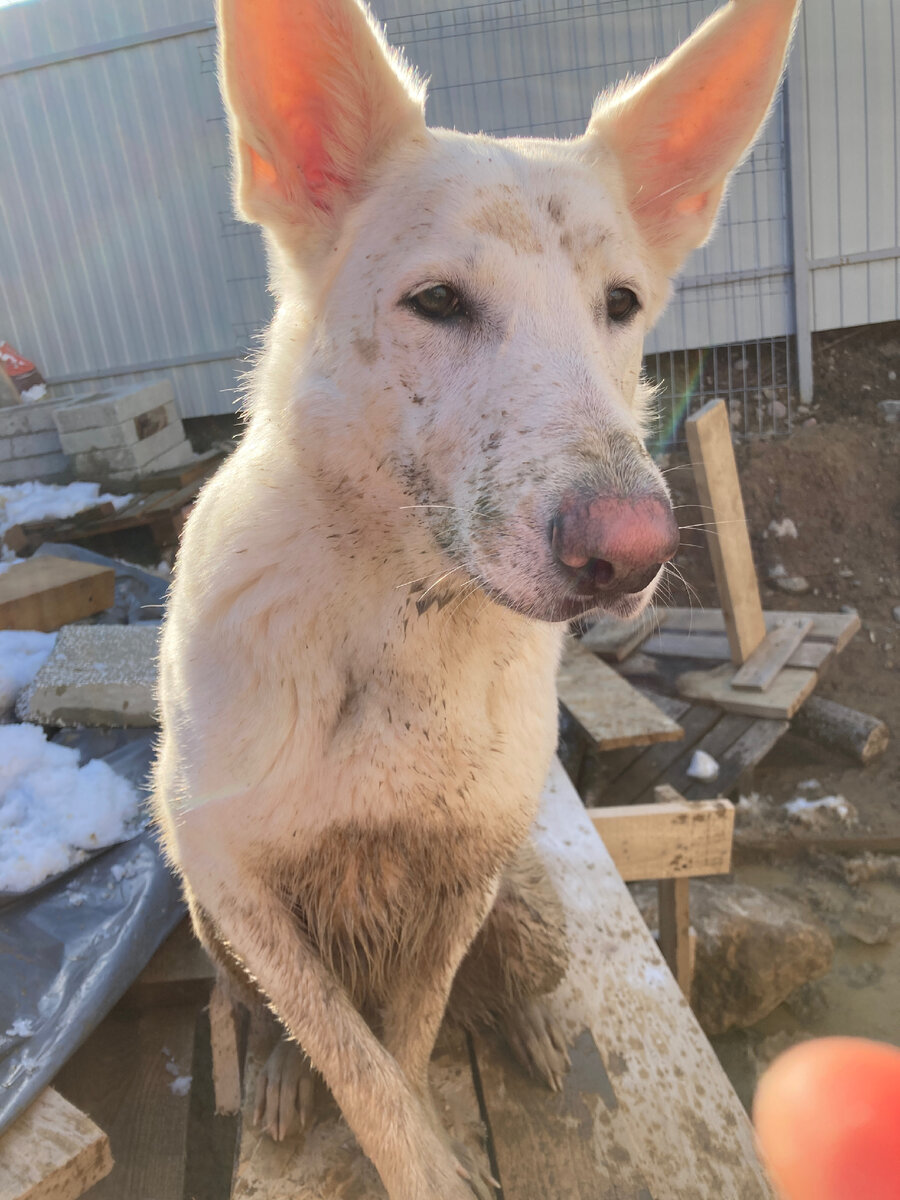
[482,430,502,452]
[546,194,566,225]
[352,334,379,364]
[411,394,426,405]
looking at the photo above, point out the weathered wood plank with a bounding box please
[0,1089,112,1200]
[120,916,215,1010]
[580,608,667,661]
[53,1004,197,1200]
[475,760,775,1199]
[558,642,684,750]
[232,1024,490,1199]
[658,878,692,999]
[731,618,814,691]
[603,703,722,806]
[682,719,790,801]
[661,607,861,650]
[209,980,242,1117]
[0,557,114,632]
[588,800,734,881]
[677,663,817,719]
[685,400,766,664]
[643,630,834,672]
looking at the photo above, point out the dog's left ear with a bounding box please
[586,0,800,274]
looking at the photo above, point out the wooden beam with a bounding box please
[658,878,692,998]
[558,641,683,750]
[731,617,814,691]
[120,917,215,1009]
[0,1088,112,1200]
[579,608,666,661]
[677,663,818,719]
[661,607,861,651]
[685,399,766,664]
[644,629,835,672]
[0,557,114,632]
[588,799,734,881]
[209,980,242,1117]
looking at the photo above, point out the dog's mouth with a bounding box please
[473,571,660,625]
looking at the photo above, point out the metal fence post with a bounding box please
[785,15,814,406]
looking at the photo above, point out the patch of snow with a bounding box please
[169,1075,192,1096]
[767,562,787,579]
[796,779,821,791]
[66,889,88,907]
[687,749,719,781]
[768,517,798,539]
[111,861,138,882]
[785,794,853,822]
[0,724,141,892]
[0,630,56,715]
[0,481,132,543]
[20,384,47,402]
[4,1018,34,1038]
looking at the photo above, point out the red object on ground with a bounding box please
[0,342,43,393]
[753,1037,900,1200]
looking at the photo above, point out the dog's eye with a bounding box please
[407,285,464,322]
[606,287,640,323]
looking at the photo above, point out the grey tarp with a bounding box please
[0,633,184,1132]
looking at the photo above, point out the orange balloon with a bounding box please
[753,1037,900,1200]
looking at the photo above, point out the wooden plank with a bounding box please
[473,760,775,1198]
[135,449,225,493]
[588,799,734,881]
[233,1023,490,1199]
[558,642,683,750]
[579,607,667,661]
[677,663,818,720]
[682,718,790,801]
[3,505,116,556]
[603,703,722,807]
[644,630,835,672]
[0,1089,112,1200]
[0,557,114,632]
[661,712,754,798]
[685,400,766,664]
[53,1004,197,1200]
[120,916,215,1010]
[731,618,814,691]
[662,607,861,650]
[209,980,242,1117]
[658,878,692,999]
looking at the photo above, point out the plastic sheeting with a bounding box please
[0,718,184,1133]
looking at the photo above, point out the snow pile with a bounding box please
[785,794,854,824]
[21,384,47,403]
[162,1046,192,1096]
[0,481,132,541]
[0,630,57,715]
[687,749,719,781]
[0,724,142,892]
[767,518,798,539]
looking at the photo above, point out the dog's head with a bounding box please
[219,0,799,622]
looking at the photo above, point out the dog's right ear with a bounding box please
[218,0,427,253]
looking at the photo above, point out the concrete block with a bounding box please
[128,437,196,477]
[72,420,184,478]
[18,623,160,727]
[0,396,66,438]
[0,451,70,485]
[57,401,178,454]
[0,436,12,462]
[11,430,62,458]
[54,382,174,434]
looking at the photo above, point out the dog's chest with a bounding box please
[281,817,503,1005]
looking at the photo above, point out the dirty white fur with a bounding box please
[152,1,799,1196]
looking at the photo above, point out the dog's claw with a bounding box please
[253,1037,316,1142]
[502,999,570,1093]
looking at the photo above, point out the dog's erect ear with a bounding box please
[586,0,800,274]
[218,0,426,248]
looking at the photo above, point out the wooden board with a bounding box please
[681,717,789,800]
[120,917,215,1010]
[472,760,774,1199]
[588,799,734,881]
[53,1004,197,1200]
[0,557,114,632]
[558,642,683,750]
[731,618,814,691]
[232,1024,490,1199]
[662,607,861,651]
[643,630,835,672]
[0,1089,112,1200]
[677,663,818,720]
[579,608,667,661]
[658,878,692,999]
[135,449,225,492]
[685,400,766,664]
[602,702,722,807]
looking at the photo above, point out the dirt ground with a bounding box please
[659,319,900,1102]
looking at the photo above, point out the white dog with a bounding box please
[152,1,799,1195]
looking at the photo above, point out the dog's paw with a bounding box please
[253,1037,316,1142]
[503,999,570,1092]
[450,1139,499,1200]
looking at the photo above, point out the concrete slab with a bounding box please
[58,401,178,454]
[72,420,185,478]
[54,382,173,435]
[18,623,160,727]
[0,451,70,485]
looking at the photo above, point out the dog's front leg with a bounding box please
[194,869,485,1200]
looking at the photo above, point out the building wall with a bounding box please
[0,0,896,418]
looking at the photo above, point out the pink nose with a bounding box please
[550,493,679,597]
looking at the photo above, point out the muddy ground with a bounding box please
[657,319,899,1104]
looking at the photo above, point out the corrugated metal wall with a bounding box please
[0,0,897,419]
